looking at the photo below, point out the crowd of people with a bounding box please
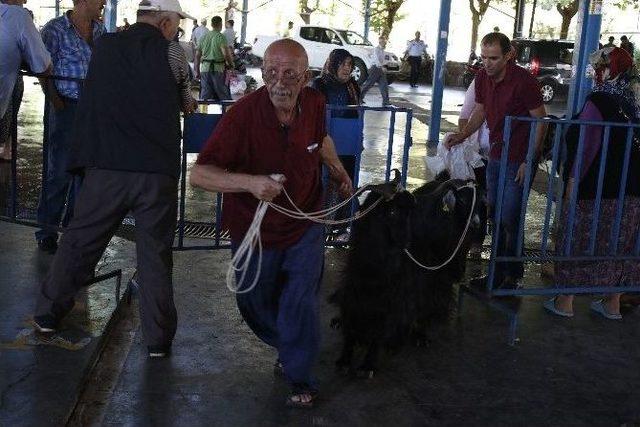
[1,0,639,410]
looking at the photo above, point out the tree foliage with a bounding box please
[468,0,492,52]
[363,0,406,39]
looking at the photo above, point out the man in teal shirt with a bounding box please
[195,15,232,100]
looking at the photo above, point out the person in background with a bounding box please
[33,0,197,358]
[447,32,547,290]
[123,17,130,30]
[195,15,233,101]
[545,47,640,321]
[283,20,293,38]
[0,0,50,163]
[35,0,106,254]
[404,31,427,88]
[604,36,616,48]
[360,36,390,106]
[620,35,634,57]
[190,17,208,46]
[223,19,236,49]
[458,78,490,258]
[190,39,351,408]
[312,48,361,240]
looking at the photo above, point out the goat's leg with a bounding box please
[335,333,354,374]
[357,341,379,379]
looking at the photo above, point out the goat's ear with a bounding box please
[442,189,456,212]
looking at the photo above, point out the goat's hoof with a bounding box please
[356,369,375,379]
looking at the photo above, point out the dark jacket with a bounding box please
[564,91,640,200]
[69,23,182,178]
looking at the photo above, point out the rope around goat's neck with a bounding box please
[227,184,387,294]
[404,183,477,271]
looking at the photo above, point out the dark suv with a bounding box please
[512,39,574,103]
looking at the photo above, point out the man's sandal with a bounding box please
[286,390,317,408]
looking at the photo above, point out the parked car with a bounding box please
[512,38,574,103]
[252,25,401,85]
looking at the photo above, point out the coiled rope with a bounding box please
[227,176,391,294]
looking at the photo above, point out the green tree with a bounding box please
[469,0,492,52]
[364,0,406,39]
[298,0,320,24]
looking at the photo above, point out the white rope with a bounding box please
[404,183,477,271]
[226,175,389,293]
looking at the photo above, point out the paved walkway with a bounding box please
[0,221,136,426]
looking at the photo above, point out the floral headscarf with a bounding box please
[589,46,640,119]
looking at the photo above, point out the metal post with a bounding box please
[427,0,452,148]
[363,0,372,43]
[104,0,118,33]
[513,0,526,39]
[55,0,60,17]
[240,0,249,45]
[566,0,602,117]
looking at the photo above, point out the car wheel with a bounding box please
[540,81,555,103]
[352,58,368,85]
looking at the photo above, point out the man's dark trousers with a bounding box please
[408,56,421,86]
[36,99,81,242]
[36,168,178,347]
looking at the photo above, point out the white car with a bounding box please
[252,25,401,85]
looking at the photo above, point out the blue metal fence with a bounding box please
[175,104,414,250]
[460,114,640,344]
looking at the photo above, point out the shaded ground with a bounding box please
[0,222,137,426]
[94,246,640,426]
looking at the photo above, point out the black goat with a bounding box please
[335,173,480,377]
[335,180,417,377]
[408,177,480,344]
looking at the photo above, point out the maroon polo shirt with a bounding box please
[475,62,543,163]
[196,86,326,248]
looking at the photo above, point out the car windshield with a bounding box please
[335,30,372,46]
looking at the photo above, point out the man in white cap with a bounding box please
[33,0,197,359]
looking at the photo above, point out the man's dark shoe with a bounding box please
[148,345,171,358]
[37,237,58,254]
[33,314,58,333]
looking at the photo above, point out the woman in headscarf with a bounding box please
[545,47,640,320]
[312,48,361,118]
[312,49,361,239]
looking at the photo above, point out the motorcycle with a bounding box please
[462,57,483,88]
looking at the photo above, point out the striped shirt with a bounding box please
[167,41,193,110]
[41,11,105,99]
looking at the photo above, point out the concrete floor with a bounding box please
[0,221,136,426]
[2,74,634,427]
[93,246,640,426]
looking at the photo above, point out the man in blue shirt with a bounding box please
[36,0,106,253]
[0,2,51,162]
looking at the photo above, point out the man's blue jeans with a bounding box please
[36,100,81,241]
[486,159,526,285]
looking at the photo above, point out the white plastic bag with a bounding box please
[425,132,485,181]
[229,74,247,95]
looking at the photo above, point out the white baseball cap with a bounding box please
[137,0,195,20]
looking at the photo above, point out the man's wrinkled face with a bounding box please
[262,49,309,111]
[480,42,509,79]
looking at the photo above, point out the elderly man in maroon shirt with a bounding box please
[190,39,351,407]
[448,32,547,289]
